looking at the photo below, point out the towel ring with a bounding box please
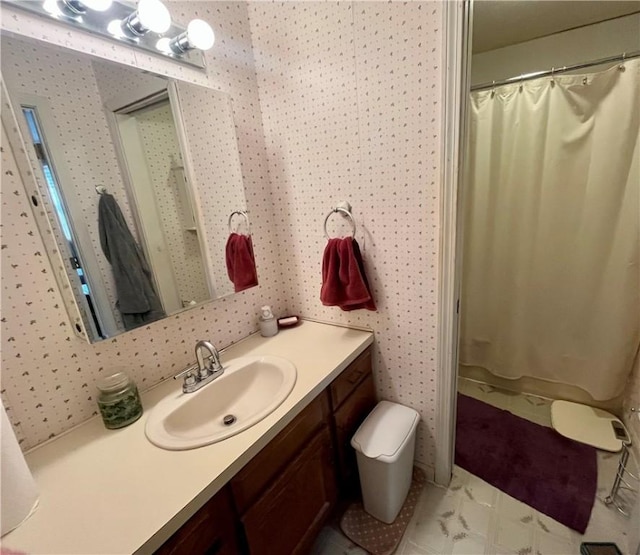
[324,207,356,239]
[228,210,250,234]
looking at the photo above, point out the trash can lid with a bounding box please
[351,400,420,462]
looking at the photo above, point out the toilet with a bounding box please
[351,400,420,524]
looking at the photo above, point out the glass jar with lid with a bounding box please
[96,372,143,429]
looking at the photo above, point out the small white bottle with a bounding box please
[259,305,278,337]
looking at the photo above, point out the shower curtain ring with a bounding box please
[550,67,555,87]
[491,81,496,98]
[519,75,524,92]
[619,52,627,72]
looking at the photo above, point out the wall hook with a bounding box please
[335,201,352,214]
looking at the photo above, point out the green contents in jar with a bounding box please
[96,372,143,429]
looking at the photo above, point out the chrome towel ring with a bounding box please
[324,205,356,239]
[228,210,250,234]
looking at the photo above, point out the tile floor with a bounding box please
[312,378,637,555]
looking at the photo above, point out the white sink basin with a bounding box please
[145,355,297,450]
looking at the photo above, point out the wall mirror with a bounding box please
[1,35,257,343]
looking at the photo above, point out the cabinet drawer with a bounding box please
[231,392,330,514]
[334,373,377,490]
[241,427,336,555]
[329,348,372,410]
[154,486,240,555]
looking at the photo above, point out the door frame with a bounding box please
[434,0,473,486]
[110,110,183,314]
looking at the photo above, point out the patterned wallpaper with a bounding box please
[1,2,286,450]
[249,1,443,471]
[133,101,210,305]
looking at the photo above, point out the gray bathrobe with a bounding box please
[98,193,165,331]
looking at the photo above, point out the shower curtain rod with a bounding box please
[471,50,640,92]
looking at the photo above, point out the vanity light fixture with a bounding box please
[7,0,208,69]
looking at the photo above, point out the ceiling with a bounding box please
[473,1,640,53]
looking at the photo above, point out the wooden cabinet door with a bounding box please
[334,373,377,494]
[154,486,241,555]
[231,392,330,514]
[241,427,336,555]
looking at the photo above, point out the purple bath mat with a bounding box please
[455,393,597,533]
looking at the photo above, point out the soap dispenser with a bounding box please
[259,305,278,337]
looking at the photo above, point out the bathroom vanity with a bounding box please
[3,321,375,555]
[159,345,375,555]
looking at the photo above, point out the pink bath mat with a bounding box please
[340,467,426,555]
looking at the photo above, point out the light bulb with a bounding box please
[107,19,125,37]
[43,0,64,16]
[186,19,215,51]
[138,0,171,34]
[81,0,112,11]
[156,37,172,54]
[168,18,215,54]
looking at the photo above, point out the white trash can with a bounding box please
[350,400,420,524]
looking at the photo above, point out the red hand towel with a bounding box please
[225,233,258,293]
[320,237,376,311]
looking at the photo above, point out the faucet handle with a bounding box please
[198,358,212,379]
[173,364,200,393]
[208,353,223,373]
[184,372,197,388]
[174,364,199,382]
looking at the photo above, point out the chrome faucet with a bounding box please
[195,340,223,376]
[174,340,225,393]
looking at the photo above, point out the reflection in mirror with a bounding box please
[1,36,257,343]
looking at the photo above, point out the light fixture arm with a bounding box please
[169,32,191,54]
[61,0,88,14]
[122,11,148,37]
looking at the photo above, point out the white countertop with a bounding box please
[3,321,373,555]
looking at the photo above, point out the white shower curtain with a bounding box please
[460,60,640,401]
